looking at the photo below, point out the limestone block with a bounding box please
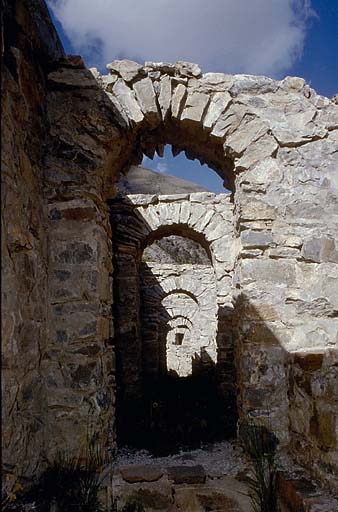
[190,192,216,202]
[175,61,202,78]
[211,103,248,139]
[139,206,162,230]
[235,134,279,170]
[231,74,278,95]
[162,202,181,225]
[112,79,144,124]
[106,59,143,82]
[198,209,215,231]
[226,118,268,156]
[133,77,160,127]
[188,203,208,227]
[301,236,338,263]
[201,72,234,86]
[241,230,274,249]
[239,198,276,221]
[181,90,209,125]
[105,91,130,127]
[128,194,158,206]
[280,76,306,92]
[240,259,296,286]
[171,83,187,119]
[290,320,338,351]
[159,194,189,202]
[179,201,191,224]
[211,236,238,267]
[101,73,118,91]
[203,91,232,130]
[204,214,227,241]
[145,61,177,74]
[158,75,172,120]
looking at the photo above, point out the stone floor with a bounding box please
[107,442,338,512]
[110,442,252,511]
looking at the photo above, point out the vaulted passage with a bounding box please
[110,192,237,453]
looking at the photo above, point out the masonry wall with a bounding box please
[1,0,64,477]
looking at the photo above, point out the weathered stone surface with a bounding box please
[120,465,164,483]
[171,83,187,119]
[203,91,232,130]
[241,230,274,248]
[133,77,160,127]
[302,236,338,263]
[106,59,143,82]
[167,465,206,484]
[158,75,172,120]
[181,90,209,125]
[113,79,144,123]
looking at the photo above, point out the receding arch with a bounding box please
[161,288,199,305]
[141,224,213,263]
[168,315,193,328]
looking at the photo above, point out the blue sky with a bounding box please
[48,0,337,193]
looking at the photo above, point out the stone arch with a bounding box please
[161,288,199,305]
[169,315,193,329]
[96,61,291,194]
[127,195,235,280]
[141,223,213,263]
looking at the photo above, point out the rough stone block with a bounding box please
[133,77,160,127]
[113,79,144,123]
[171,83,187,119]
[120,465,164,483]
[181,90,210,125]
[167,465,206,484]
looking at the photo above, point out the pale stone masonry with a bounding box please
[2,0,338,498]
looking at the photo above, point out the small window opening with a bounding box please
[174,332,184,345]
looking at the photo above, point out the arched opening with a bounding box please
[107,72,243,451]
[139,228,227,454]
[142,144,226,194]
[110,189,237,453]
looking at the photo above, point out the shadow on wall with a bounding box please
[109,192,338,491]
[109,195,237,455]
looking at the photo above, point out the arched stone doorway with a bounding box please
[110,192,236,452]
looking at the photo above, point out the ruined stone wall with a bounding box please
[2,1,338,491]
[1,0,64,477]
[287,350,338,493]
[43,67,125,458]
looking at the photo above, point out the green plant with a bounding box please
[23,453,103,512]
[240,424,279,512]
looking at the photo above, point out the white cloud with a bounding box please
[48,0,315,77]
[142,155,169,174]
[155,161,169,174]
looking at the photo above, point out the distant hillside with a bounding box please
[143,236,210,264]
[117,165,210,195]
